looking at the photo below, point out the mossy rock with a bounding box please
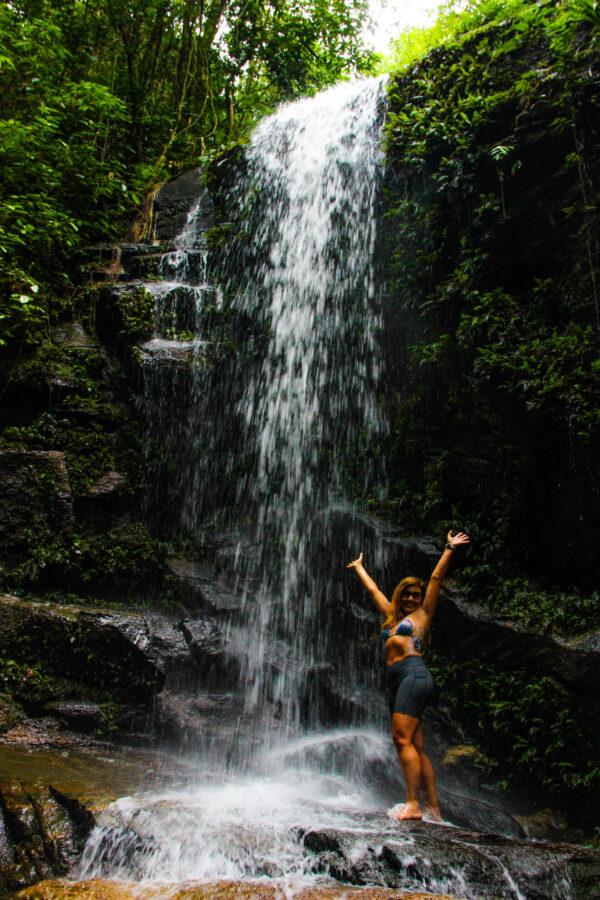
[0,595,162,704]
[0,451,73,583]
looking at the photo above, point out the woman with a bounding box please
[347,531,469,821]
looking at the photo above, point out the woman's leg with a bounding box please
[413,722,441,820]
[391,713,422,819]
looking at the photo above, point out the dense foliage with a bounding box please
[381,0,600,605]
[428,650,599,795]
[0,0,373,359]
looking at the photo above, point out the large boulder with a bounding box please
[153,168,214,242]
[0,595,246,740]
[435,588,600,696]
[0,785,96,895]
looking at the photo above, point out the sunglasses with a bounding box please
[401,590,422,599]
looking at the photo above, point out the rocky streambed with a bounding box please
[1,734,599,900]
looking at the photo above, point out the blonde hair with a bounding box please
[382,576,426,631]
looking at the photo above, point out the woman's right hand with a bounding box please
[347,552,364,569]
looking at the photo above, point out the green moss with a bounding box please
[2,415,113,494]
[0,604,159,701]
[455,565,600,635]
[0,657,61,705]
[72,522,168,598]
[115,285,156,342]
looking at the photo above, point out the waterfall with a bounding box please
[214,76,389,738]
[139,75,390,743]
[83,73,401,880]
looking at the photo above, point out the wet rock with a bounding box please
[514,808,571,843]
[435,588,600,696]
[177,619,235,688]
[50,323,96,350]
[0,451,73,573]
[302,820,600,900]
[177,619,241,691]
[92,281,152,346]
[0,593,253,740]
[166,558,243,614]
[117,243,162,268]
[47,788,95,853]
[299,664,381,729]
[179,619,222,656]
[76,609,194,677]
[152,681,249,747]
[74,471,128,518]
[153,168,214,242]
[40,702,104,732]
[153,689,216,744]
[14,877,459,899]
[0,596,162,707]
[0,694,25,735]
[145,615,191,662]
[138,337,199,366]
[80,824,156,879]
[0,785,97,894]
[88,470,125,498]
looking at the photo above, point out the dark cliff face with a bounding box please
[379,14,600,594]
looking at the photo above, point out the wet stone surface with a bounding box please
[14,879,459,900]
[299,821,600,900]
[0,742,196,895]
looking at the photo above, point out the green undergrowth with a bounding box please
[380,0,600,75]
[0,329,174,601]
[1,412,133,497]
[0,339,143,496]
[456,565,600,635]
[70,522,168,597]
[0,658,55,706]
[428,649,600,797]
[0,618,159,703]
[113,286,156,344]
[372,0,600,800]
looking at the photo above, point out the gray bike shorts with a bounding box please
[386,656,434,719]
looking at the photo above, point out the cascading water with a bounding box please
[220,76,389,734]
[139,75,391,744]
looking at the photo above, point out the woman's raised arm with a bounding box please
[422,530,470,621]
[347,552,390,618]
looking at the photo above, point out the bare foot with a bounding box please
[424,806,442,823]
[387,802,422,821]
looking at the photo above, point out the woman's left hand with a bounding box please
[447,530,470,549]
[347,552,364,569]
